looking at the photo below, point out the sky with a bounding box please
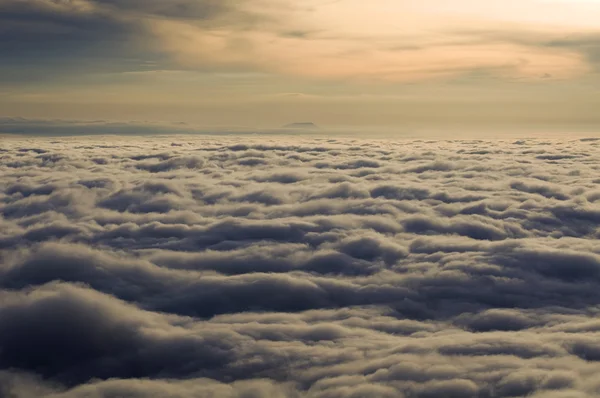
[1,0,600,132]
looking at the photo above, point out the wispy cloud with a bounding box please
[2,0,599,82]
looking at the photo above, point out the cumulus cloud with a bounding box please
[2,134,600,397]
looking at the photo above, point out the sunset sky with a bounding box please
[6,3,600,397]
[2,0,600,131]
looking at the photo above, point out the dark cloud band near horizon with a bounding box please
[2,135,600,397]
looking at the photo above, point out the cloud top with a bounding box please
[2,134,600,396]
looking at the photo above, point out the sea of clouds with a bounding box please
[2,134,600,397]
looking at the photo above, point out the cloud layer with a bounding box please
[2,135,600,397]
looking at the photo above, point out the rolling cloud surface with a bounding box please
[2,135,600,397]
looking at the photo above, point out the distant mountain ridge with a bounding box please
[283,122,319,129]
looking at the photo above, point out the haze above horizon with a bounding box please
[1,0,599,133]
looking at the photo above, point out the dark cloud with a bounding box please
[2,135,600,397]
[0,0,263,81]
[99,0,231,19]
[0,0,153,80]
